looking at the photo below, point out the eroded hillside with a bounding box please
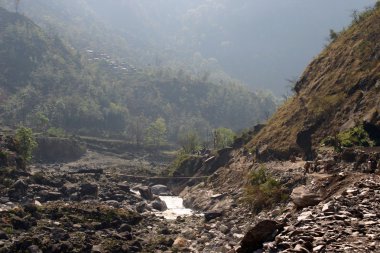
[249,3,380,160]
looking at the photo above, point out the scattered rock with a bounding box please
[172,236,188,248]
[38,190,62,201]
[79,183,99,198]
[237,220,283,253]
[291,186,321,208]
[135,202,147,213]
[8,179,28,200]
[204,210,223,222]
[138,186,154,200]
[27,245,42,253]
[151,199,167,211]
[151,184,169,195]
[117,182,130,192]
[0,231,9,240]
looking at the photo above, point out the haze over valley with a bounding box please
[0,1,379,252]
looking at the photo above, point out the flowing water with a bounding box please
[158,196,194,220]
[131,187,195,220]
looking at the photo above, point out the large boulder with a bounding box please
[79,183,99,199]
[291,186,321,208]
[8,179,28,201]
[138,186,153,200]
[151,184,169,195]
[204,210,223,222]
[38,190,63,202]
[151,199,167,211]
[237,220,284,253]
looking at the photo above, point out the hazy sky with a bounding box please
[13,0,377,95]
[87,0,376,95]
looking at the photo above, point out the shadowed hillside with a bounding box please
[0,7,276,144]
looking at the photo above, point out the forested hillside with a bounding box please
[2,0,373,94]
[0,7,275,146]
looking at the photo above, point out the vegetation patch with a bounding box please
[243,166,288,213]
[322,124,375,150]
[166,152,191,176]
[338,124,374,148]
[14,127,37,163]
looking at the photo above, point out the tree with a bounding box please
[128,115,148,146]
[213,127,235,149]
[34,111,50,131]
[14,126,37,162]
[178,129,200,154]
[145,117,167,147]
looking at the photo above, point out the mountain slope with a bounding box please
[2,0,374,94]
[0,7,275,143]
[249,3,380,159]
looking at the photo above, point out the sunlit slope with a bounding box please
[249,4,380,159]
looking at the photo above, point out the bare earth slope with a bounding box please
[250,4,380,159]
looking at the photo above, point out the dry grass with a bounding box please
[248,5,380,157]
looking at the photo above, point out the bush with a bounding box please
[167,151,190,176]
[14,127,37,162]
[321,136,338,147]
[47,127,66,137]
[243,166,288,213]
[337,124,374,148]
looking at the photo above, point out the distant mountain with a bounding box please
[3,0,374,95]
[0,7,276,144]
[249,3,380,159]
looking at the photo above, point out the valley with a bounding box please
[1,1,380,253]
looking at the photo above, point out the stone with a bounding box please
[322,202,334,213]
[151,184,169,195]
[79,183,99,198]
[297,211,314,221]
[117,182,130,192]
[23,203,38,213]
[11,216,31,230]
[8,179,28,200]
[38,190,62,201]
[219,224,230,234]
[291,186,321,208]
[237,220,283,253]
[173,237,188,248]
[341,149,356,163]
[135,202,147,213]
[28,245,42,253]
[0,230,8,240]
[119,224,132,233]
[138,186,154,200]
[204,210,223,222]
[151,199,167,211]
[294,244,310,253]
[91,245,103,253]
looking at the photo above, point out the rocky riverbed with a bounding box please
[1,134,380,252]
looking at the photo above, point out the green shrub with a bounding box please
[337,124,374,148]
[243,166,288,213]
[320,136,338,147]
[167,151,190,176]
[47,127,66,137]
[14,127,37,162]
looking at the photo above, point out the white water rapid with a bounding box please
[158,196,194,220]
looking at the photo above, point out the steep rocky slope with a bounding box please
[249,3,380,160]
[172,4,380,252]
